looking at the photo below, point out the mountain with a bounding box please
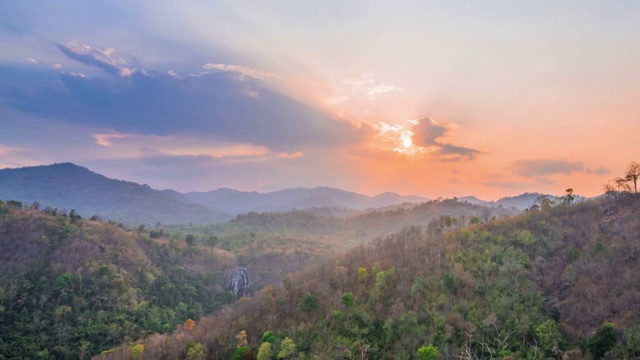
[460,193,560,210]
[100,194,640,359]
[169,187,429,215]
[457,195,490,206]
[496,192,552,209]
[0,163,230,225]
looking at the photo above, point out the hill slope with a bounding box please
[0,163,230,225]
[100,195,640,359]
[0,201,238,358]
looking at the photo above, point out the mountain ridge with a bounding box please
[0,162,230,225]
[1,163,569,226]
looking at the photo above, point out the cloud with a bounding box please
[202,63,276,81]
[55,43,121,77]
[25,57,37,63]
[341,78,401,100]
[55,43,135,77]
[511,159,585,177]
[1,64,365,152]
[510,160,609,178]
[366,84,401,97]
[411,117,448,146]
[438,143,482,162]
[93,133,132,147]
[277,151,304,159]
[586,166,610,175]
[410,117,481,162]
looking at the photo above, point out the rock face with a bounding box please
[229,267,250,298]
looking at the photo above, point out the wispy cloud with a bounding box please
[341,78,401,99]
[366,84,401,97]
[511,159,585,177]
[93,133,132,147]
[586,166,610,175]
[511,159,612,178]
[55,43,135,77]
[202,63,276,81]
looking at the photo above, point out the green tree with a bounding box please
[233,347,252,360]
[277,337,297,359]
[262,330,276,343]
[299,292,319,314]
[417,344,437,360]
[340,293,355,308]
[131,344,144,360]
[186,343,205,360]
[357,267,368,283]
[535,320,563,357]
[589,323,617,359]
[257,342,273,360]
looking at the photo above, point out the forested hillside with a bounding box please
[0,194,510,359]
[99,194,640,359]
[0,201,238,359]
[173,198,511,251]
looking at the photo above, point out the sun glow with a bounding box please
[401,133,413,148]
[373,121,424,156]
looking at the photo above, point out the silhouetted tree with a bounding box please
[565,188,575,207]
[625,161,640,193]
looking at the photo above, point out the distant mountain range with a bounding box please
[458,193,550,209]
[0,163,565,226]
[163,188,429,215]
[0,163,428,225]
[459,192,587,210]
[0,163,229,225]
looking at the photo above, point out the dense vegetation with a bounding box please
[0,201,238,359]
[99,194,640,359]
[0,194,513,359]
[171,199,511,252]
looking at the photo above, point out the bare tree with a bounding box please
[625,161,640,193]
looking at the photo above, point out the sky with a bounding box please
[1,1,639,199]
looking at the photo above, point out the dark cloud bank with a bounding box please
[1,45,365,153]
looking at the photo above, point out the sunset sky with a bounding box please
[1,1,638,199]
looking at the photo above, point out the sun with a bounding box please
[401,133,413,148]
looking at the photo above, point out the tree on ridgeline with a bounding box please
[604,161,640,197]
[565,188,575,208]
[625,161,640,193]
